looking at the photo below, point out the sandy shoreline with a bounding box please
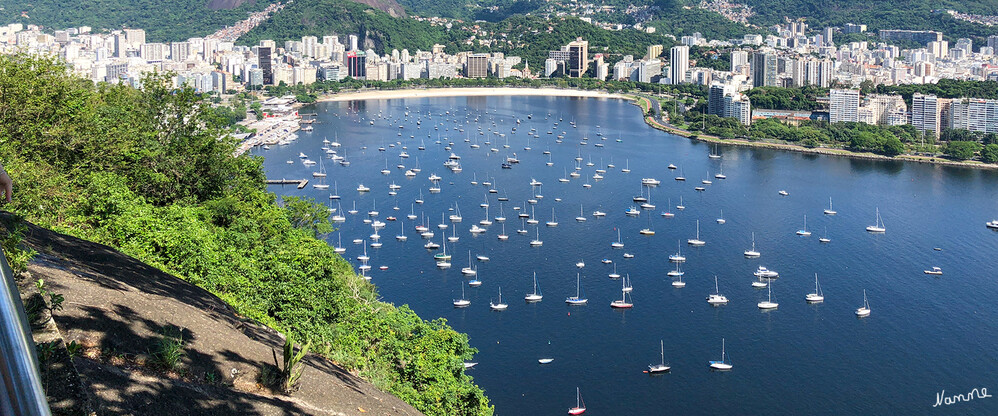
[319,87,629,102]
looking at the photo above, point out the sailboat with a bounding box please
[565,273,588,305]
[490,287,508,311]
[819,227,830,243]
[611,228,624,248]
[530,228,543,246]
[449,225,460,243]
[546,208,558,227]
[661,198,675,218]
[676,196,685,210]
[707,276,728,305]
[610,279,633,308]
[671,269,686,287]
[453,284,471,307]
[608,263,620,279]
[438,213,449,230]
[824,197,837,215]
[714,163,726,179]
[855,290,871,317]
[450,203,463,222]
[622,274,633,293]
[806,273,824,303]
[480,204,492,226]
[758,278,778,309]
[709,338,732,370]
[622,159,631,173]
[312,157,327,178]
[576,204,587,222]
[568,387,586,415]
[687,220,705,246]
[525,272,543,302]
[462,251,476,275]
[709,144,721,159]
[396,221,407,241]
[646,340,670,373]
[866,207,886,233]
[667,261,684,277]
[669,240,686,262]
[495,204,506,222]
[334,234,346,254]
[744,232,761,258]
[348,201,359,215]
[796,214,811,236]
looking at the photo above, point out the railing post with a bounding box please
[0,246,52,416]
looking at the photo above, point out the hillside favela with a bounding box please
[0,0,996,414]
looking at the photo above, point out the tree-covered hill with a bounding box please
[0,0,279,41]
[0,52,492,416]
[742,0,998,44]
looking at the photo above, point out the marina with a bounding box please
[254,94,998,414]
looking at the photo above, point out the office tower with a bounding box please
[258,47,273,85]
[830,89,860,124]
[567,39,589,78]
[670,45,689,84]
[751,52,777,88]
[823,27,834,46]
[911,93,942,136]
[465,53,489,78]
[348,35,358,51]
[347,51,366,78]
[708,84,729,116]
[113,33,127,58]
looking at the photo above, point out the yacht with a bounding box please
[576,260,585,268]
[779,190,789,196]
[988,220,998,229]
[707,276,729,305]
[641,178,661,186]
[356,184,370,192]
[625,207,640,216]
[924,267,942,275]
[754,266,779,278]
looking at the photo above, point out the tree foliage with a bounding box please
[0,53,491,416]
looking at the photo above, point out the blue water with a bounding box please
[254,95,998,415]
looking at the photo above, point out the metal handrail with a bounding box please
[0,246,51,416]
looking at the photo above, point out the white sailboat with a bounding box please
[530,227,543,246]
[576,204,587,222]
[646,340,670,373]
[461,251,477,275]
[819,227,830,243]
[622,274,633,293]
[824,197,837,215]
[565,273,588,305]
[687,219,705,246]
[608,263,620,279]
[669,240,686,262]
[866,207,886,233]
[611,228,624,249]
[568,387,586,415]
[709,338,733,370]
[855,289,871,317]
[716,209,725,224]
[490,287,508,311]
[453,284,470,307]
[758,278,778,309]
[806,273,824,303]
[525,272,543,302]
[796,214,811,236]
[707,276,729,305]
[744,232,761,258]
[610,279,633,308]
[396,221,408,241]
[546,207,558,227]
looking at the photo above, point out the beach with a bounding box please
[320,87,629,102]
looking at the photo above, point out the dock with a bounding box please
[266,179,309,189]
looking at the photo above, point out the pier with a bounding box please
[265,179,309,189]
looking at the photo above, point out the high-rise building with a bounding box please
[911,93,942,136]
[465,53,489,78]
[669,45,689,84]
[928,41,949,60]
[989,35,998,51]
[730,50,748,70]
[123,28,145,48]
[879,30,942,46]
[637,59,662,83]
[567,39,589,78]
[830,89,860,124]
[348,35,358,51]
[950,98,998,134]
[724,94,752,126]
[170,42,190,62]
[258,47,273,85]
[113,33,128,58]
[139,43,166,61]
[544,58,558,78]
[347,51,366,78]
[751,52,777,88]
[647,44,663,60]
[708,84,731,116]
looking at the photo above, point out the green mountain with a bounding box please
[0,0,277,42]
[742,0,997,43]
